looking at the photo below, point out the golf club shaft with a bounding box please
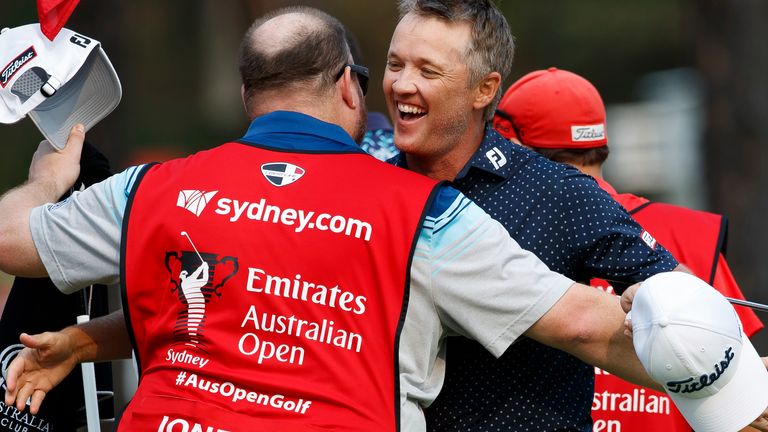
[181,231,205,264]
[726,297,768,313]
[599,278,768,313]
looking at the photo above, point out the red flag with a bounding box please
[37,0,80,40]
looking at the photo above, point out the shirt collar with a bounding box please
[389,124,534,180]
[454,124,534,181]
[239,111,365,153]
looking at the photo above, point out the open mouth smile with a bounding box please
[397,102,427,121]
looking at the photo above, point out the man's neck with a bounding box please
[571,162,603,180]
[404,121,486,182]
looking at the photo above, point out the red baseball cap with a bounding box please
[493,67,607,149]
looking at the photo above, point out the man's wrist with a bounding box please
[24,177,70,204]
[61,326,96,364]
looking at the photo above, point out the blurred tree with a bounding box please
[499,0,689,102]
[695,0,768,346]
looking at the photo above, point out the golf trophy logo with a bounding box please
[165,231,238,352]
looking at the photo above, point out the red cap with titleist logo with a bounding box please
[493,67,607,149]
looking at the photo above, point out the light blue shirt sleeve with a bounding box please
[29,165,145,294]
[398,185,574,429]
[412,185,574,356]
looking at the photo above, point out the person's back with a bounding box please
[122,121,439,430]
[112,9,447,430]
[493,67,763,432]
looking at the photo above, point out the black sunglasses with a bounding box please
[335,63,369,96]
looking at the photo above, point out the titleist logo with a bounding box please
[1,46,36,88]
[571,124,605,142]
[666,347,735,394]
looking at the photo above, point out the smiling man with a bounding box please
[384,1,683,431]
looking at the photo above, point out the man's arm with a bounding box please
[524,281,661,391]
[3,309,131,414]
[0,124,84,277]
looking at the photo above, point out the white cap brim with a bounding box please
[28,46,120,150]
[667,329,768,432]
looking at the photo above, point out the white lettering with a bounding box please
[316,214,331,230]
[214,198,231,215]
[1,50,35,86]
[246,199,265,220]
[167,419,188,432]
[209,195,372,241]
[592,389,670,414]
[157,416,230,432]
[593,419,620,432]
[238,333,305,365]
[176,374,312,414]
[280,208,297,225]
[296,210,315,232]
[230,200,248,222]
[165,348,210,369]
[246,268,266,292]
[244,267,367,315]
[330,216,345,233]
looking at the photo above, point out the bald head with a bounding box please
[253,12,324,56]
[239,7,351,116]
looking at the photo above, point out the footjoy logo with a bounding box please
[485,147,507,170]
[1,46,36,88]
[177,190,218,217]
[261,163,305,187]
[157,416,230,432]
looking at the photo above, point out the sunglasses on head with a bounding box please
[335,63,369,96]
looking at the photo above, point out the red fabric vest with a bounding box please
[120,142,440,431]
[591,179,763,432]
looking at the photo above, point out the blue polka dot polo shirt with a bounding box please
[394,125,677,432]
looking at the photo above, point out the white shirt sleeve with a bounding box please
[398,188,575,428]
[29,165,145,294]
[417,193,573,357]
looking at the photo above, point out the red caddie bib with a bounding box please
[120,142,440,431]
[591,182,762,432]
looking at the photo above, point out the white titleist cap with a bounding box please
[0,24,121,150]
[632,272,768,432]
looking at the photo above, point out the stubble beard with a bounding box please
[352,103,368,144]
[422,105,473,160]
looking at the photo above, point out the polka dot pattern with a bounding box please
[409,127,678,432]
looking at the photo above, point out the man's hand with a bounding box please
[747,410,768,431]
[28,124,85,199]
[3,331,80,414]
[619,282,641,337]
[620,282,640,314]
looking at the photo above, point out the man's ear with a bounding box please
[339,66,359,110]
[473,71,502,110]
[240,85,250,117]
